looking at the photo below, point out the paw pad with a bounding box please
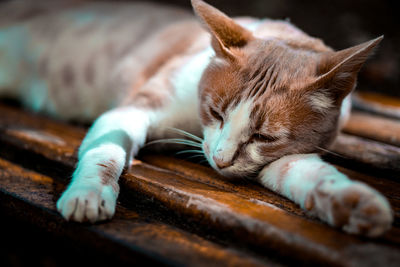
[309,181,393,237]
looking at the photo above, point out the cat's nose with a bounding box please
[213,156,232,169]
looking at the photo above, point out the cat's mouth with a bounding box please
[215,165,262,179]
[206,155,264,179]
[203,141,265,178]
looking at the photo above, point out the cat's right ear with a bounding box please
[191,0,254,60]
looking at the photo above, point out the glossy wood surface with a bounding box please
[1,102,399,266]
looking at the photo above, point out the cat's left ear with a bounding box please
[191,0,254,60]
[312,36,383,105]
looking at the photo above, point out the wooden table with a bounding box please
[1,93,399,266]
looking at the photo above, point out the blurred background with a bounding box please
[1,0,399,98]
[157,0,399,98]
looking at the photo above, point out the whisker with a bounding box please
[316,146,345,158]
[167,127,203,143]
[198,159,209,165]
[187,154,206,160]
[175,149,205,155]
[145,138,202,148]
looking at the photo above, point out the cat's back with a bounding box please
[0,1,202,120]
[0,1,331,121]
[251,19,332,52]
[0,2,192,34]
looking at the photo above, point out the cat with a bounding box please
[0,0,392,237]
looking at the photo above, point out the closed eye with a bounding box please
[210,108,224,122]
[251,133,279,143]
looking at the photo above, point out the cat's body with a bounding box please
[1,2,198,120]
[0,0,393,237]
[0,1,330,128]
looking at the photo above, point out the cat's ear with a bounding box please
[312,36,383,105]
[191,0,254,60]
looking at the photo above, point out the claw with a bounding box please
[56,184,117,223]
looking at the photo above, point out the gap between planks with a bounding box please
[0,103,400,266]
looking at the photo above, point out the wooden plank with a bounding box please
[344,111,400,147]
[141,155,400,222]
[330,133,400,173]
[352,92,400,119]
[0,157,273,267]
[1,102,400,266]
[141,154,307,217]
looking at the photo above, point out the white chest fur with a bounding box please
[147,47,214,141]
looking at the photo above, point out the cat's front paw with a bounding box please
[306,180,393,237]
[57,183,118,223]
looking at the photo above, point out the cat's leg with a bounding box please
[57,106,152,222]
[258,154,393,237]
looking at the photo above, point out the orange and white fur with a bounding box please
[0,0,392,236]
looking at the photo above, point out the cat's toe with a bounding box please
[338,183,393,237]
[57,184,116,223]
[56,193,78,221]
[100,186,116,219]
[308,180,393,237]
[311,182,393,237]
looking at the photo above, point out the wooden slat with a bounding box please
[330,133,400,173]
[1,102,400,266]
[352,92,400,119]
[344,111,400,147]
[141,154,307,217]
[141,155,400,221]
[0,157,273,267]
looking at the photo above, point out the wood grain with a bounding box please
[0,102,400,266]
[352,92,400,119]
[0,158,272,267]
[330,133,400,172]
[344,111,400,147]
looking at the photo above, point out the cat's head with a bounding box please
[192,0,382,178]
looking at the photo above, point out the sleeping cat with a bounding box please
[0,0,392,237]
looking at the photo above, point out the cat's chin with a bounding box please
[214,165,262,180]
